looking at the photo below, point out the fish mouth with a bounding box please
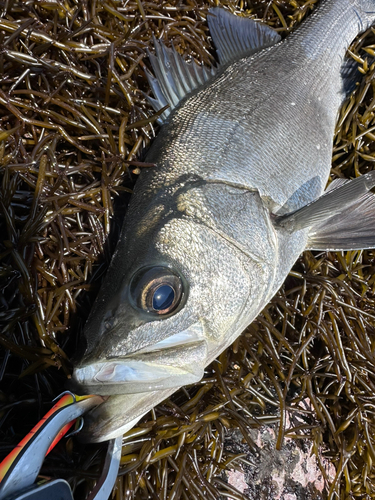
[72,325,207,395]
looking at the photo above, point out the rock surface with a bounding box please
[223,420,335,499]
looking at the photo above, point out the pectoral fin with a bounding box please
[306,189,375,250]
[274,171,375,251]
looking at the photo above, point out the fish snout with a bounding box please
[71,322,207,395]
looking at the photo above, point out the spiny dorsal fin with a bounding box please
[146,38,216,124]
[146,8,281,124]
[207,7,281,66]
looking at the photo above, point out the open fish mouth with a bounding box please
[72,327,208,395]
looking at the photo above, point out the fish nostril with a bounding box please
[104,316,118,332]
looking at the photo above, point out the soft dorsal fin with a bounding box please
[146,39,217,123]
[207,7,281,66]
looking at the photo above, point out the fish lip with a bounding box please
[72,324,207,395]
[134,321,205,354]
[72,354,205,395]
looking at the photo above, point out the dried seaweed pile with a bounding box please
[1,0,375,499]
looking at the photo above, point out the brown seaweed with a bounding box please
[0,0,375,498]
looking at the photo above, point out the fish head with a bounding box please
[72,177,277,396]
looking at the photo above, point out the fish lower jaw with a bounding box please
[72,357,205,395]
[73,322,208,395]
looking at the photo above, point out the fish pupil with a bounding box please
[153,285,175,311]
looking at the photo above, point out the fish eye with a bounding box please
[129,266,184,316]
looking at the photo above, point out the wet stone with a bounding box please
[221,423,335,500]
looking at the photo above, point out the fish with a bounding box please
[72,0,375,442]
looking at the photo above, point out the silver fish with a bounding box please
[72,0,375,442]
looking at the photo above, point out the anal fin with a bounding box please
[340,57,361,98]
